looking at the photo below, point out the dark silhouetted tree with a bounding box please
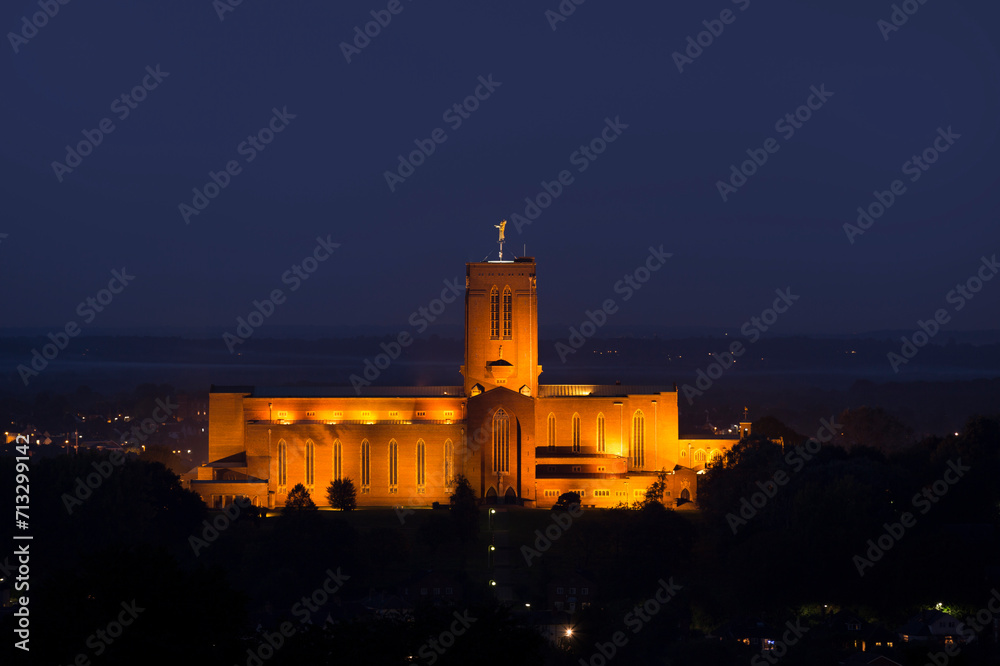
[554,491,581,509]
[449,474,479,543]
[838,405,914,454]
[326,477,357,511]
[285,483,317,510]
[640,469,669,508]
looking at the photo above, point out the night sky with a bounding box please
[2,0,999,337]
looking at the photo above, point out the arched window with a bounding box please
[444,439,454,485]
[493,409,509,473]
[596,413,605,453]
[709,449,722,466]
[547,413,556,448]
[416,439,426,486]
[490,286,500,339]
[361,440,370,491]
[502,286,512,338]
[332,440,342,480]
[632,410,645,468]
[388,440,398,491]
[305,440,315,488]
[694,449,706,464]
[277,440,287,488]
[572,413,581,453]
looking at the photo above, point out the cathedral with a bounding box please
[191,233,747,510]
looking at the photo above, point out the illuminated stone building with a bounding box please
[192,244,746,509]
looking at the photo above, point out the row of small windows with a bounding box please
[489,286,513,339]
[544,411,643,465]
[270,409,449,420]
[542,489,611,499]
[679,448,722,465]
[276,439,454,492]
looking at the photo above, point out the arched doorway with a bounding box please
[485,486,498,504]
[680,488,690,501]
[504,487,517,505]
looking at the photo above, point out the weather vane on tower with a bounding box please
[494,219,506,261]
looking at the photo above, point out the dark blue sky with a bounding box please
[2,0,999,336]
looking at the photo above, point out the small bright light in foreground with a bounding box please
[489,580,496,587]
[490,508,496,514]
[565,628,573,637]
[489,545,495,551]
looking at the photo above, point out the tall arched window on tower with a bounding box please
[277,440,287,490]
[490,286,500,339]
[332,440,342,481]
[361,440,370,493]
[444,439,454,485]
[596,413,605,453]
[416,439,426,491]
[572,413,581,452]
[305,440,315,489]
[547,413,556,448]
[502,286,512,339]
[388,440,398,493]
[493,409,510,473]
[632,410,645,468]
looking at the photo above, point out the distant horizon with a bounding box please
[2,324,1000,345]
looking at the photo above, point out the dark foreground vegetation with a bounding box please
[1,414,998,665]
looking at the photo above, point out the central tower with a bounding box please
[460,256,541,398]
